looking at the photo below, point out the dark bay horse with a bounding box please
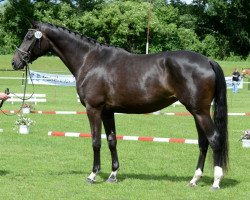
[12,21,228,189]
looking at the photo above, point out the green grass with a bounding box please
[1,115,250,200]
[1,55,250,199]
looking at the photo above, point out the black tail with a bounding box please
[210,60,229,171]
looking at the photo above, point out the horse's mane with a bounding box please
[40,22,128,52]
[42,22,100,44]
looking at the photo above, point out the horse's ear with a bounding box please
[29,19,39,29]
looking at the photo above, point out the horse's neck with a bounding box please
[46,27,95,77]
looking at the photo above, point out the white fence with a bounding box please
[7,93,47,105]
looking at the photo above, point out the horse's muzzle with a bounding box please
[12,58,24,70]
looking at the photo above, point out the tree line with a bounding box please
[0,0,249,60]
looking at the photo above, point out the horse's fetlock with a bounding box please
[112,162,119,171]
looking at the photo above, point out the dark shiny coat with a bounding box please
[12,21,229,185]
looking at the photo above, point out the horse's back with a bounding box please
[80,49,217,113]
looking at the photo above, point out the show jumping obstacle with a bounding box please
[48,131,198,144]
[1,110,250,116]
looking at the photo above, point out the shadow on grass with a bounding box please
[99,172,239,188]
[49,170,83,176]
[0,170,10,176]
[49,170,239,188]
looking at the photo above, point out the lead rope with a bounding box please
[0,63,35,116]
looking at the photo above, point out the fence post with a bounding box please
[248,78,250,91]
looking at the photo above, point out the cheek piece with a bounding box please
[16,30,43,64]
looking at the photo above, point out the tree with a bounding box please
[75,0,105,12]
[192,0,250,58]
[1,0,34,53]
[34,1,79,29]
[79,1,150,53]
[2,0,34,38]
[0,0,248,58]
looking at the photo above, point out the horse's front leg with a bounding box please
[86,106,102,184]
[101,111,119,183]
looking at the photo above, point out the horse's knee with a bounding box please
[92,139,101,151]
[107,133,117,150]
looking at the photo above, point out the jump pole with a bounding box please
[2,110,250,116]
[48,131,198,145]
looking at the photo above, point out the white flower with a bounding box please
[15,114,35,127]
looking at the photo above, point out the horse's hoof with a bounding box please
[188,182,197,187]
[86,178,95,184]
[210,186,220,191]
[106,177,117,183]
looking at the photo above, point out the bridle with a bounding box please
[16,29,43,65]
[0,29,43,115]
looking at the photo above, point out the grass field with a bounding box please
[0,55,250,199]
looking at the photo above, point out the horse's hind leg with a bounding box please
[101,111,119,183]
[190,111,224,189]
[189,117,209,187]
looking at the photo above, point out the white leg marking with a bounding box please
[109,170,118,178]
[87,172,97,182]
[212,166,223,189]
[107,170,118,183]
[189,168,203,186]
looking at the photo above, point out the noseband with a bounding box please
[16,29,43,64]
[16,47,31,64]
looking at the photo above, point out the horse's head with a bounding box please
[12,21,50,70]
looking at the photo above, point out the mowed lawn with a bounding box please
[0,55,250,199]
